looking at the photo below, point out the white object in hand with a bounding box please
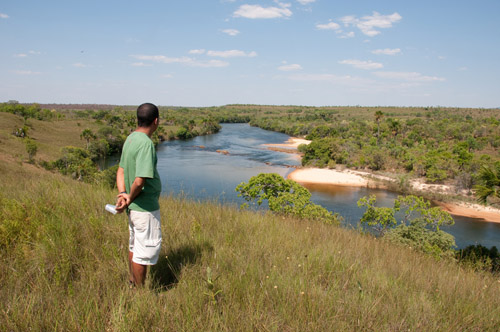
[105,204,117,215]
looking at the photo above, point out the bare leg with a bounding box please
[128,251,135,284]
[131,261,147,286]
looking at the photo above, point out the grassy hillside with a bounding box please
[1,113,499,331]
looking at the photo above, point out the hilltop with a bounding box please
[0,107,499,330]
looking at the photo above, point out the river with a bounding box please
[156,123,500,249]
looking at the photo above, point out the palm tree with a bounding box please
[80,129,96,150]
[474,164,500,205]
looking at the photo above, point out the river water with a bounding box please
[156,123,500,249]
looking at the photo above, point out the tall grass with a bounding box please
[1,157,500,331]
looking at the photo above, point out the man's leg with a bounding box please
[131,261,147,286]
[128,251,134,284]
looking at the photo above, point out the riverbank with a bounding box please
[288,167,500,223]
[273,137,500,224]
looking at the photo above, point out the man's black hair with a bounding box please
[137,103,159,127]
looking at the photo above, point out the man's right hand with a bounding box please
[115,195,128,213]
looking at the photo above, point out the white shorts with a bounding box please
[128,209,162,265]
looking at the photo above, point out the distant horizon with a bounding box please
[6,101,499,110]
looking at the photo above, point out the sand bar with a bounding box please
[288,168,369,187]
[288,167,500,223]
[262,137,311,149]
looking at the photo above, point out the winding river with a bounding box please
[156,123,500,249]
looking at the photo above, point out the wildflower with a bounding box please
[274,285,278,289]
[298,264,301,267]
[300,291,305,295]
[266,275,269,279]
[287,257,290,260]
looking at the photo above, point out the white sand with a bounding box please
[287,167,500,223]
[264,137,500,223]
[262,137,311,149]
[288,168,369,187]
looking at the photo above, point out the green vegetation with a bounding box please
[1,104,500,330]
[0,103,222,187]
[358,195,456,259]
[244,106,500,194]
[475,162,500,206]
[236,173,341,224]
[457,244,500,273]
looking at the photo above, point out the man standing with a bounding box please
[116,103,162,287]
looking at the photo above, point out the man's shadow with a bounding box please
[150,241,212,291]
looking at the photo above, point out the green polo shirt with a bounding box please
[119,131,161,212]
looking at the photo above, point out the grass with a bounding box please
[1,113,500,331]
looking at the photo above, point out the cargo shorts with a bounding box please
[128,209,162,265]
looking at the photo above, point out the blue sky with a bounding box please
[1,0,499,107]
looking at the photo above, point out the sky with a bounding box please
[1,0,499,108]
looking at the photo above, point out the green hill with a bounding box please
[1,112,499,331]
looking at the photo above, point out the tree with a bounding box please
[474,163,500,206]
[236,173,341,224]
[25,138,38,163]
[374,110,384,144]
[358,195,456,258]
[80,129,96,150]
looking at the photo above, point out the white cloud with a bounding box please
[188,49,206,55]
[438,55,446,60]
[233,3,292,19]
[0,13,9,19]
[131,62,152,67]
[73,62,92,68]
[162,74,173,78]
[222,29,240,36]
[339,59,383,70]
[458,66,468,71]
[316,21,340,30]
[340,12,401,37]
[207,50,257,58]
[14,50,41,58]
[13,70,41,75]
[297,0,315,4]
[373,71,445,82]
[133,55,192,64]
[278,63,303,71]
[191,59,230,68]
[131,55,229,68]
[372,48,401,56]
[339,31,355,39]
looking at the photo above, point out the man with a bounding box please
[115,103,162,287]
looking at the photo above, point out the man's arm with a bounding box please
[123,177,146,206]
[115,166,127,213]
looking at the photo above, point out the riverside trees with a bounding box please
[236,173,341,225]
[357,195,456,258]
[249,106,500,193]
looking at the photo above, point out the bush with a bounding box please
[457,244,500,273]
[236,173,341,225]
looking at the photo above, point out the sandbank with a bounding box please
[288,168,370,187]
[264,137,500,223]
[262,137,311,149]
[287,167,500,224]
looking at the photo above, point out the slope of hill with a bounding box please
[0,112,499,331]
